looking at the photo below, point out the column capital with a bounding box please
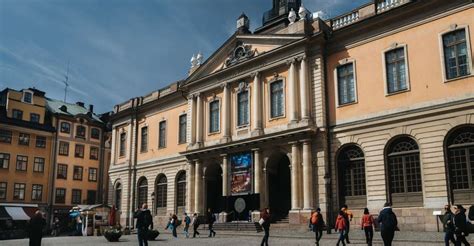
[288,141,299,146]
[220,153,228,158]
[250,71,260,78]
[300,139,312,144]
[220,82,231,90]
[187,160,195,165]
[286,57,297,66]
[251,148,261,152]
[296,54,307,62]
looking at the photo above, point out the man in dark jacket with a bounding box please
[207,208,216,237]
[28,210,46,246]
[453,205,470,246]
[443,205,456,246]
[134,204,153,246]
[378,202,398,246]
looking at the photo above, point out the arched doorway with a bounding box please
[205,164,223,213]
[114,182,122,210]
[155,174,167,216]
[137,177,148,208]
[175,171,186,214]
[267,153,291,221]
[337,145,366,208]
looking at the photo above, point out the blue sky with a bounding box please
[0,0,368,113]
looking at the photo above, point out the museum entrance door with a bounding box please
[205,164,223,214]
[267,153,291,222]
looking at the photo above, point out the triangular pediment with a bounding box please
[186,33,305,82]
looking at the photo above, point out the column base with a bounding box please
[289,209,312,224]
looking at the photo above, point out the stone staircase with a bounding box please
[209,222,261,232]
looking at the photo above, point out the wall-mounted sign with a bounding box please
[230,152,252,195]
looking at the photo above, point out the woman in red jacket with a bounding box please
[335,210,347,246]
[361,208,375,246]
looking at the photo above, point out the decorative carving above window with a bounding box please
[237,81,248,93]
[225,42,255,67]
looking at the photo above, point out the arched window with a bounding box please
[137,178,148,208]
[156,175,167,214]
[115,183,122,210]
[386,137,423,206]
[176,172,186,208]
[338,145,366,207]
[446,125,474,204]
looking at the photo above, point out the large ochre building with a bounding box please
[108,0,474,231]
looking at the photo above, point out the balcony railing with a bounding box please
[377,0,410,13]
[332,11,360,30]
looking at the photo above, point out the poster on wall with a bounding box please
[230,152,252,195]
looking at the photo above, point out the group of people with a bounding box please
[442,204,471,246]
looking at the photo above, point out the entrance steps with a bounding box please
[210,221,261,232]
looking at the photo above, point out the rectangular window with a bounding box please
[90,146,99,160]
[60,122,71,133]
[31,184,43,201]
[55,188,66,204]
[12,109,23,120]
[23,92,32,103]
[178,114,187,144]
[0,153,10,169]
[88,168,97,182]
[33,157,44,172]
[237,91,249,126]
[76,125,86,138]
[443,29,471,80]
[119,133,126,157]
[16,155,27,171]
[0,182,6,199]
[337,63,356,105]
[36,136,46,148]
[13,183,26,200]
[385,47,407,93]
[159,121,167,148]
[209,101,220,133]
[270,80,284,118]
[141,127,148,152]
[30,113,40,123]
[0,129,12,143]
[75,144,84,158]
[59,141,69,156]
[57,164,67,179]
[90,128,100,139]
[18,133,30,146]
[73,166,83,180]
[72,189,82,204]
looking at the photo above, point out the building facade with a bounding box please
[108,0,474,231]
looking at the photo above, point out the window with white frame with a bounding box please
[178,115,187,144]
[31,184,43,201]
[22,91,32,104]
[237,90,249,126]
[159,121,166,148]
[337,63,356,105]
[33,157,44,172]
[442,28,471,80]
[13,183,26,200]
[0,182,6,199]
[0,153,10,169]
[209,100,220,133]
[141,127,148,152]
[270,80,284,118]
[385,47,408,93]
[119,132,126,157]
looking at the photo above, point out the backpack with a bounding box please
[469,205,474,221]
[211,213,217,222]
[144,211,153,227]
[311,213,318,225]
[185,216,191,225]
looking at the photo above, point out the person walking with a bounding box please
[310,208,325,246]
[335,210,348,246]
[442,205,456,246]
[171,213,178,238]
[51,217,60,237]
[183,212,191,238]
[361,208,375,246]
[192,213,200,238]
[28,210,46,246]
[207,208,216,237]
[378,202,398,246]
[453,205,470,246]
[341,205,353,244]
[134,204,153,246]
[260,208,271,246]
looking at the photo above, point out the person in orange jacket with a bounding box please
[335,210,348,246]
[341,205,353,244]
[361,208,375,246]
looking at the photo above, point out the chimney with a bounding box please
[76,101,85,107]
[89,104,94,113]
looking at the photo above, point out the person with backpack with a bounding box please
[260,208,271,246]
[361,208,375,246]
[341,205,353,244]
[335,210,348,246]
[310,208,325,246]
[454,205,470,246]
[171,213,178,238]
[192,213,200,238]
[378,202,398,246]
[207,208,216,237]
[183,212,191,238]
[442,205,456,246]
[134,203,153,246]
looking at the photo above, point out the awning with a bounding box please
[5,207,30,220]
[0,206,10,220]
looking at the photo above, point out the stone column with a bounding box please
[189,95,196,144]
[222,83,231,142]
[299,55,310,120]
[194,160,202,214]
[196,94,203,144]
[302,139,313,210]
[290,142,300,210]
[251,72,263,135]
[111,127,116,164]
[221,154,229,196]
[186,161,195,214]
[288,59,298,123]
[253,148,262,194]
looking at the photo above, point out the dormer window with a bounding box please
[22,91,33,104]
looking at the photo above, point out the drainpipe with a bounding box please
[48,116,59,226]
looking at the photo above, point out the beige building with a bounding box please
[108,0,474,231]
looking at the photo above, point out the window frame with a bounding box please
[12,109,23,120]
[140,126,148,152]
[382,43,411,96]
[119,132,126,157]
[22,91,33,104]
[35,136,46,148]
[158,120,167,148]
[30,113,40,123]
[89,146,99,160]
[0,129,12,143]
[76,125,86,139]
[13,183,26,200]
[88,168,98,182]
[0,153,10,169]
[18,133,30,146]
[236,89,250,127]
[0,182,6,200]
[60,122,71,133]
[58,141,69,156]
[75,144,84,158]
[71,189,82,204]
[16,155,28,171]
[73,165,83,180]
[267,78,286,120]
[33,157,45,173]
[208,98,221,134]
[57,164,68,179]
[178,114,187,145]
[334,59,358,107]
[55,188,66,204]
[175,172,186,208]
[90,128,100,140]
[156,175,167,209]
[31,184,43,201]
[438,25,474,82]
